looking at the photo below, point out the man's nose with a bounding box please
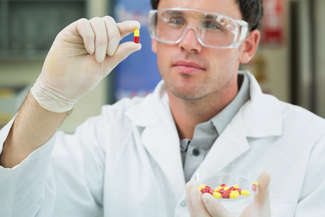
[178,28,203,53]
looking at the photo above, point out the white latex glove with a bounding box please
[186,172,272,217]
[31,16,141,112]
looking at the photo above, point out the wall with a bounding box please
[241,0,290,103]
[316,0,325,118]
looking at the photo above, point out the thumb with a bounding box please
[254,171,271,205]
[202,193,234,217]
[117,20,141,39]
[102,41,141,75]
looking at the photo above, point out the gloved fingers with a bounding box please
[202,193,234,217]
[185,182,197,217]
[102,41,141,76]
[253,171,271,205]
[89,17,108,63]
[117,20,141,39]
[75,18,95,54]
[190,187,211,217]
[102,16,121,56]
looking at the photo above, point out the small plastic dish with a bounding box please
[194,165,259,201]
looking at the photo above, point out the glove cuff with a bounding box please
[31,78,76,113]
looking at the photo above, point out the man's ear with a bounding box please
[152,39,157,53]
[239,30,260,64]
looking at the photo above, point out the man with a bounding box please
[0,0,324,216]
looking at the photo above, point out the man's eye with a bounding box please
[203,22,220,29]
[168,18,183,25]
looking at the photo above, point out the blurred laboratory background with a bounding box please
[0,0,324,133]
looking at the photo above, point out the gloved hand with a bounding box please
[186,172,272,217]
[31,17,141,113]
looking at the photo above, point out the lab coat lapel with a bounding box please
[197,107,250,172]
[192,71,283,178]
[125,81,185,201]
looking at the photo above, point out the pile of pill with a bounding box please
[197,182,258,199]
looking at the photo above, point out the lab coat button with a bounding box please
[193,148,200,156]
[181,201,187,207]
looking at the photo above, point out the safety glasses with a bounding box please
[148,8,249,49]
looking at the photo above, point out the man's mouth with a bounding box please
[173,60,205,74]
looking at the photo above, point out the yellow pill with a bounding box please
[241,190,250,196]
[229,191,239,199]
[215,186,222,191]
[223,187,229,191]
[134,29,139,37]
[197,184,206,190]
[230,191,239,196]
[233,184,239,189]
[213,192,222,198]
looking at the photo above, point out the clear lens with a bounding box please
[148,8,248,49]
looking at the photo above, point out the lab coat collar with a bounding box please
[125,71,282,201]
[126,71,283,140]
[243,71,283,138]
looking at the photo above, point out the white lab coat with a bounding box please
[0,71,325,217]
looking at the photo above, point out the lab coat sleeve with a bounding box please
[0,115,57,217]
[0,107,108,217]
[295,135,325,217]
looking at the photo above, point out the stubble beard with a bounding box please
[163,69,236,104]
[162,71,217,102]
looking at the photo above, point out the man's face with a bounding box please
[152,0,244,101]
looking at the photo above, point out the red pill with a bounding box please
[229,187,235,191]
[134,36,139,43]
[252,182,259,191]
[220,184,226,187]
[222,191,230,198]
[208,189,215,195]
[218,189,225,194]
[201,187,208,193]
[201,186,211,193]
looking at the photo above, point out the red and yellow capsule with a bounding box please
[213,192,222,198]
[134,29,139,43]
[252,182,259,191]
[197,184,206,191]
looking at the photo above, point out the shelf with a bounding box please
[0,0,86,57]
[0,52,48,61]
[8,0,85,2]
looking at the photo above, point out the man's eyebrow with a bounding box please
[162,10,184,16]
[202,14,219,20]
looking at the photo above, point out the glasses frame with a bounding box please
[148,7,249,49]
